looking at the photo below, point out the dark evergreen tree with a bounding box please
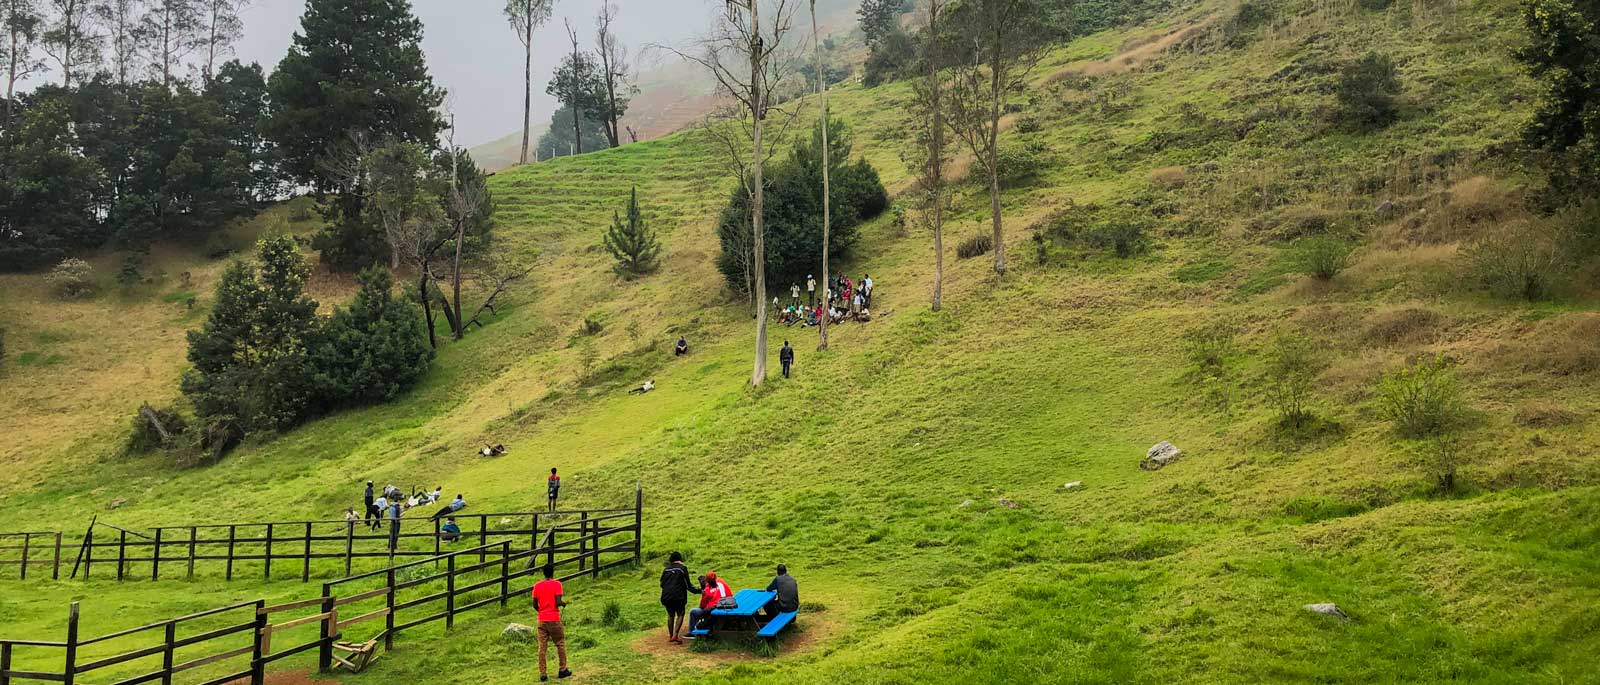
[858,0,908,46]
[266,0,443,270]
[715,116,887,293]
[603,186,660,278]
[313,267,433,405]
[1335,52,1401,130]
[207,60,283,202]
[0,98,101,269]
[535,102,610,159]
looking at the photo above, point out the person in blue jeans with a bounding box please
[779,341,794,378]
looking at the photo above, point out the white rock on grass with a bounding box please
[1303,603,1350,621]
[1062,481,1083,490]
[1140,441,1183,470]
[503,623,536,640]
[957,499,975,508]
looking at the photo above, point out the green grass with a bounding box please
[2,0,1599,682]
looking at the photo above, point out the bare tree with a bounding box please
[503,0,552,165]
[806,0,834,349]
[944,0,1048,277]
[95,0,140,85]
[908,0,949,310]
[561,17,585,155]
[136,0,202,86]
[3,0,46,125]
[41,0,100,87]
[592,2,635,149]
[197,0,244,83]
[667,0,802,386]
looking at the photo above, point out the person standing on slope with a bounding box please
[807,274,816,307]
[532,563,572,680]
[779,341,795,379]
[659,551,700,644]
[363,480,378,528]
[547,468,561,512]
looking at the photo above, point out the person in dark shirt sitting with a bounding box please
[675,337,689,356]
[762,564,799,618]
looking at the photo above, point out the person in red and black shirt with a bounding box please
[547,468,560,512]
[531,563,571,681]
[690,571,732,632]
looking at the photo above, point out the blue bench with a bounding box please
[756,610,797,638]
[688,628,710,637]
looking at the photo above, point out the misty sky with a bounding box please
[233,0,721,147]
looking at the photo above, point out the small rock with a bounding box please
[503,623,536,640]
[1062,481,1083,491]
[1140,441,1183,471]
[1375,200,1396,218]
[108,498,127,511]
[500,517,514,525]
[1303,603,1349,621]
[997,498,1019,509]
[957,499,975,508]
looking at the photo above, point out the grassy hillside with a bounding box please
[3,0,1599,682]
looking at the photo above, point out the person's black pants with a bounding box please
[781,361,791,378]
[365,504,381,528]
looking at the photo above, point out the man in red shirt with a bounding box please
[531,563,571,680]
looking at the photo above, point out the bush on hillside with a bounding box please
[1335,52,1402,130]
[1263,334,1324,429]
[312,267,435,406]
[1377,357,1467,439]
[715,116,887,294]
[117,254,144,290]
[1035,204,1152,262]
[603,187,661,279]
[1462,219,1573,301]
[1294,235,1355,280]
[1182,323,1238,415]
[956,233,993,260]
[48,258,96,298]
[995,141,1047,189]
[127,404,190,454]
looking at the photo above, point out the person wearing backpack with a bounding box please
[547,468,561,512]
[658,551,700,644]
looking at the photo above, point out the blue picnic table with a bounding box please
[689,589,797,641]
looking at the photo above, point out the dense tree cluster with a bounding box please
[716,117,888,293]
[181,236,432,451]
[1519,0,1600,196]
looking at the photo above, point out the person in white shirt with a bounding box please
[629,379,655,395]
[790,283,800,307]
[806,275,816,306]
[863,274,874,307]
[371,496,388,530]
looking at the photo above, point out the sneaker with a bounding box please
[558,669,574,679]
[539,677,548,682]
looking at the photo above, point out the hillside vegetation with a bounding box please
[3,0,1599,683]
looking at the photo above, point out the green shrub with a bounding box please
[1263,334,1324,429]
[48,258,96,298]
[1414,436,1466,495]
[1463,220,1573,301]
[1376,357,1466,438]
[994,141,1046,189]
[1335,52,1402,130]
[1295,236,1354,279]
[1084,220,1147,258]
[580,314,604,336]
[601,600,626,630]
[127,404,189,454]
[117,254,144,290]
[956,233,993,260]
[1182,323,1236,375]
[203,232,241,260]
[603,187,661,279]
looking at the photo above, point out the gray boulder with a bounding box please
[1140,442,1182,470]
[503,623,537,640]
[1303,603,1350,621]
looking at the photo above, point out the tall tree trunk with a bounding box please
[811,0,831,350]
[568,23,583,155]
[419,271,437,349]
[450,143,465,340]
[749,0,768,386]
[988,49,1004,277]
[930,0,945,311]
[519,3,532,165]
[5,25,17,126]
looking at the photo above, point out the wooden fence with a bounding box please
[0,489,641,582]
[0,503,642,685]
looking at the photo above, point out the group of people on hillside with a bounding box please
[348,480,469,551]
[657,552,800,644]
[777,272,876,327]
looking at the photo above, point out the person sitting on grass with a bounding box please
[762,564,799,619]
[675,337,689,356]
[440,517,461,542]
[432,494,466,520]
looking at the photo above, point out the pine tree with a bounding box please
[603,186,660,278]
[313,267,432,405]
[266,0,443,270]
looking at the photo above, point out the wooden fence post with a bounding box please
[264,524,274,581]
[250,600,266,685]
[446,553,457,629]
[384,568,396,649]
[83,528,93,579]
[160,622,175,685]
[302,522,312,582]
[2,641,12,685]
[578,512,588,576]
[225,525,236,581]
[186,527,197,579]
[18,533,29,580]
[151,528,162,581]
[433,518,441,558]
[53,532,62,580]
[635,483,643,564]
[62,602,79,685]
[116,529,127,581]
[590,516,599,579]
[530,514,538,551]
[344,523,354,577]
[478,515,488,563]
[318,584,335,672]
[499,541,510,608]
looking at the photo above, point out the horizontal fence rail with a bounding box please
[0,489,643,685]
